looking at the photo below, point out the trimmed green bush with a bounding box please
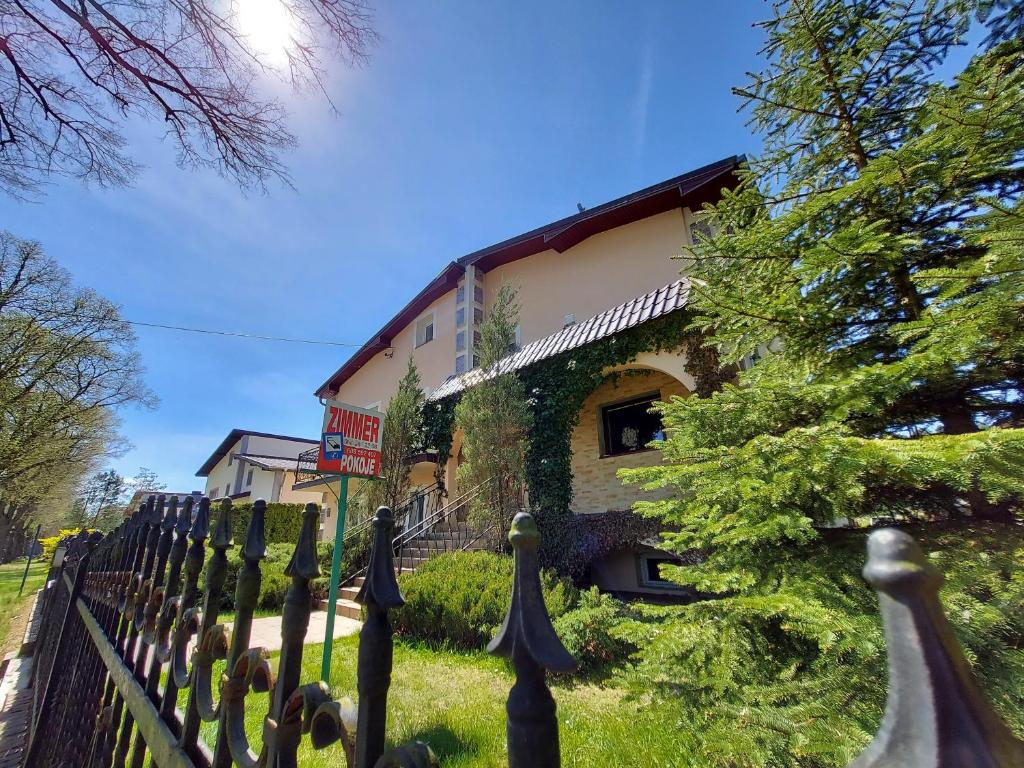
[318,525,372,585]
[229,502,306,546]
[393,550,577,650]
[552,587,635,673]
[198,542,297,612]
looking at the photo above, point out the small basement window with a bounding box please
[639,554,683,589]
[415,313,435,347]
[600,393,663,457]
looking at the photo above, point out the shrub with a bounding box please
[393,551,577,649]
[39,528,86,563]
[229,503,306,545]
[318,525,372,584]
[614,523,1024,767]
[552,587,635,673]
[198,542,296,612]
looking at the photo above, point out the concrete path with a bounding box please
[234,610,362,652]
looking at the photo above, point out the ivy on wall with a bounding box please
[421,309,728,571]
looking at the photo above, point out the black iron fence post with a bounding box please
[488,512,576,768]
[848,528,1024,767]
[354,506,406,768]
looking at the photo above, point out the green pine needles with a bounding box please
[619,1,1024,763]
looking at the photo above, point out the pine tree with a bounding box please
[455,284,533,547]
[619,1,1024,763]
[368,356,424,515]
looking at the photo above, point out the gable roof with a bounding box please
[314,155,742,398]
[195,429,318,477]
[428,279,690,401]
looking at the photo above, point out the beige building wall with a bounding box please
[335,290,457,410]
[570,366,689,516]
[203,452,237,499]
[485,208,692,344]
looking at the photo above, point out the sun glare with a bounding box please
[237,0,295,64]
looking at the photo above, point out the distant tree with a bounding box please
[455,285,532,548]
[0,232,151,538]
[70,468,127,531]
[127,467,166,497]
[0,0,377,197]
[367,357,425,516]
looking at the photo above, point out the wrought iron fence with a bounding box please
[24,492,1024,767]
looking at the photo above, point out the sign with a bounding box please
[316,400,384,478]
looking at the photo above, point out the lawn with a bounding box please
[198,634,690,767]
[0,558,49,655]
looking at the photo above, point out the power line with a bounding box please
[121,318,387,349]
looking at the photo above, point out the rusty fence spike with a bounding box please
[488,511,576,768]
[848,528,1024,767]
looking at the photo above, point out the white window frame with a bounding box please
[414,312,435,348]
[638,553,684,590]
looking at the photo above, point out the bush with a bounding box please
[318,525,372,584]
[393,550,577,649]
[198,542,297,612]
[615,523,1024,767]
[552,587,635,673]
[39,528,85,564]
[229,503,306,545]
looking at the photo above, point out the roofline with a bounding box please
[314,155,744,398]
[195,429,319,477]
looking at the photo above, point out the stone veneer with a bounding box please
[570,368,689,515]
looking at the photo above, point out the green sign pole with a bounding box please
[321,473,350,685]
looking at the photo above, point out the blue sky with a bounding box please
[2,1,767,492]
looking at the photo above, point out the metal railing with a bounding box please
[392,477,501,576]
[24,492,1024,767]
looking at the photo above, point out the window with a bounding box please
[225,482,231,496]
[690,218,714,245]
[600,393,663,457]
[456,285,465,303]
[246,469,254,487]
[455,355,467,374]
[474,307,484,325]
[472,353,480,369]
[639,554,682,588]
[209,487,219,499]
[473,284,484,304]
[415,313,435,347]
[456,330,466,352]
[456,307,466,327]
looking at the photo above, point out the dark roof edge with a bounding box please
[195,429,319,477]
[314,155,743,398]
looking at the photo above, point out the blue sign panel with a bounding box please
[322,432,345,461]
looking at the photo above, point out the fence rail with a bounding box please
[24,492,1024,767]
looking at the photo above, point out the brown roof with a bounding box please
[314,155,742,398]
[428,279,690,401]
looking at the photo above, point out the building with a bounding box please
[306,156,742,596]
[195,429,326,506]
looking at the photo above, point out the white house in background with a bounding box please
[195,429,325,506]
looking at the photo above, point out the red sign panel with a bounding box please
[316,400,385,478]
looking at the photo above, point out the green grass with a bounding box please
[197,635,692,767]
[0,558,48,654]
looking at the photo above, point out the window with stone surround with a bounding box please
[599,392,663,457]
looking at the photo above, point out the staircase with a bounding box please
[324,483,495,621]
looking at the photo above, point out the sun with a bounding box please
[237,0,295,64]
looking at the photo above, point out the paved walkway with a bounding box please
[230,610,362,652]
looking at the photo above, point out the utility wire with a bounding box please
[120,318,389,349]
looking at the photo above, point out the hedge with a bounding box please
[228,502,306,545]
[393,550,577,649]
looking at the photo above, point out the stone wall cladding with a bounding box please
[570,369,688,515]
